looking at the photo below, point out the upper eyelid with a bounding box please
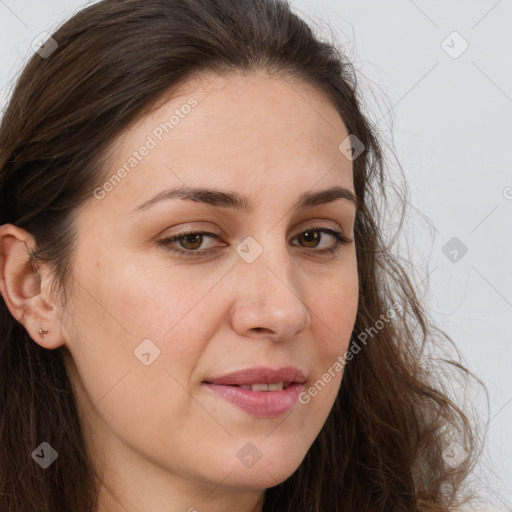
[161,226,349,248]
[165,225,346,240]
[163,218,350,237]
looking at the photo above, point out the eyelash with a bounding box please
[158,226,353,258]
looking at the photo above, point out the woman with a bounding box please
[0,0,483,510]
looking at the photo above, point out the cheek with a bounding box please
[63,252,211,407]
[313,272,359,355]
[303,271,358,407]
[80,250,218,344]
[113,265,225,364]
[63,262,218,457]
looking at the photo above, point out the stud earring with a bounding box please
[39,328,49,336]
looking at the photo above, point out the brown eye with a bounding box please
[158,230,226,257]
[297,230,321,248]
[159,227,351,258]
[291,226,352,256]
[179,233,204,250]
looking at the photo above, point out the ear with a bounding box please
[0,223,66,349]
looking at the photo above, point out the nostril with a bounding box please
[252,327,272,334]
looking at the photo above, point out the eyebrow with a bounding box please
[131,184,360,213]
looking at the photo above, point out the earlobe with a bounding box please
[0,223,65,350]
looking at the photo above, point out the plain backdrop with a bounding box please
[0,0,510,509]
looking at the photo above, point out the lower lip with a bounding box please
[203,382,305,417]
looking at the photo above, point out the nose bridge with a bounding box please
[229,231,311,340]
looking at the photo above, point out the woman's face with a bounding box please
[60,71,359,509]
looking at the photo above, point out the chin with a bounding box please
[219,446,307,490]
[223,463,299,490]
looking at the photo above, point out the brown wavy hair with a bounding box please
[0,0,485,510]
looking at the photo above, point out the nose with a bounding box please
[229,248,311,342]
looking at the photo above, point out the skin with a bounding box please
[0,71,359,512]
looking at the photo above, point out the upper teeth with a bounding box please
[239,382,285,391]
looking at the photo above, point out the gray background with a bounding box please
[0,0,510,509]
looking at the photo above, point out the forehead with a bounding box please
[95,71,354,214]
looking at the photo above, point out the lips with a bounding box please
[203,366,306,387]
[202,366,307,417]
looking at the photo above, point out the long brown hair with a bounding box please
[0,0,484,510]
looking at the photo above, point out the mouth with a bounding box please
[237,381,292,391]
[203,381,295,391]
[202,365,306,387]
[202,366,307,417]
